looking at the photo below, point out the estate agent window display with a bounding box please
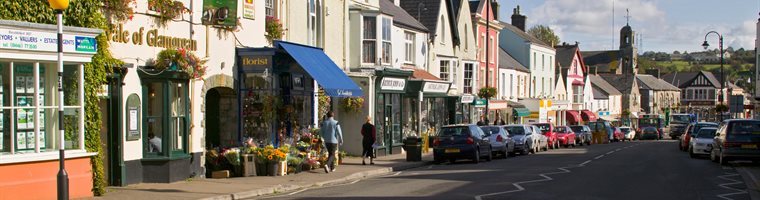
[0,61,84,155]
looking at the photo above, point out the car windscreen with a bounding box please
[570,126,584,133]
[535,124,550,133]
[505,126,525,135]
[643,127,658,133]
[671,115,691,124]
[728,121,760,137]
[555,127,568,133]
[696,129,717,138]
[439,127,471,137]
[620,128,630,132]
[480,126,500,136]
[694,124,718,134]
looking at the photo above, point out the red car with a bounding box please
[612,127,625,142]
[534,123,560,149]
[555,126,577,147]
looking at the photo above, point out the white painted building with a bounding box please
[498,15,556,99]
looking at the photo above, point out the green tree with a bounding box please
[527,25,560,46]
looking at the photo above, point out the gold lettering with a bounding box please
[109,24,198,51]
[242,57,269,66]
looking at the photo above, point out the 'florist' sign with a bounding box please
[0,28,97,54]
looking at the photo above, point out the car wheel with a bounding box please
[719,153,729,166]
[688,146,696,158]
[486,147,493,161]
[473,149,480,164]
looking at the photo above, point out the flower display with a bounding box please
[155,48,208,80]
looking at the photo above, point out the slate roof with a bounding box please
[661,71,721,89]
[581,50,619,68]
[468,0,479,13]
[401,0,458,43]
[555,45,578,69]
[499,47,530,72]
[499,22,552,48]
[588,74,622,96]
[635,75,680,91]
[381,0,429,32]
[593,86,609,99]
[600,74,637,94]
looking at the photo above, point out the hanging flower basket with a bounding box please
[478,87,498,99]
[155,48,207,80]
[340,97,365,113]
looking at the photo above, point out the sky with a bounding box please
[496,0,760,53]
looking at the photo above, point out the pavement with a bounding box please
[87,152,434,200]
[262,140,754,200]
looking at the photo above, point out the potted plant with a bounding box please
[265,16,285,45]
[338,151,348,165]
[340,97,365,113]
[154,48,208,80]
[478,87,498,99]
[223,148,241,176]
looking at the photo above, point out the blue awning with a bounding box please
[277,41,363,97]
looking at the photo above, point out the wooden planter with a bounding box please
[242,154,257,177]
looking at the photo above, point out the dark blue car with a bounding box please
[432,124,492,164]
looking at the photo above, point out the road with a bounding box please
[258,140,751,200]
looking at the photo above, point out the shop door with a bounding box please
[384,105,393,155]
[105,74,124,186]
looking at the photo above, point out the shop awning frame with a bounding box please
[276,41,363,97]
[581,110,598,122]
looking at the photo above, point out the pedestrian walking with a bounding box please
[477,115,488,126]
[320,111,343,173]
[361,116,376,165]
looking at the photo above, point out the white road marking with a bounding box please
[474,163,586,200]
[716,172,748,200]
[606,151,614,155]
[594,155,605,159]
[580,160,592,166]
[427,165,434,169]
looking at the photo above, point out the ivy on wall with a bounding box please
[0,0,125,196]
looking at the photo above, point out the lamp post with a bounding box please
[702,31,724,121]
[48,0,69,199]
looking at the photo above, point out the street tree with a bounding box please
[528,25,560,46]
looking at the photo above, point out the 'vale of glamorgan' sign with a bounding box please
[106,24,198,51]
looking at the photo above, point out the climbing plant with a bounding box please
[0,0,127,196]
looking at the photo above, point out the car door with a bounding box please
[472,126,489,155]
[713,122,727,154]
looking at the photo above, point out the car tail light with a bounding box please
[497,135,504,142]
[724,142,741,148]
[466,137,475,144]
[432,138,440,147]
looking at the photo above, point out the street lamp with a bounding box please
[47,0,69,199]
[702,31,724,120]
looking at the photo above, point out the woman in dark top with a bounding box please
[361,116,376,165]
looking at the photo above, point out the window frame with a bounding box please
[362,16,377,64]
[141,78,190,159]
[463,63,474,94]
[404,31,415,64]
[439,60,450,82]
[381,17,392,64]
[265,0,276,18]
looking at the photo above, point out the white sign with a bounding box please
[129,109,138,131]
[460,95,475,103]
[380,77,406,91]
[243,0,255,20]
[0,28,97,54]
[422,82,450,93]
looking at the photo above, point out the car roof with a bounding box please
[695,122,718,125]
[699,127,718,130]
[442,124,473,128]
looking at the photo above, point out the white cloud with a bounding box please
[516,0,756,52]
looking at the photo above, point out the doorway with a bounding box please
[102,71,124,186]
[205,87,237,149]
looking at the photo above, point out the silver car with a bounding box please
[504,125,541,155]
[480,126,515,158]
[690,127,717,158]
[530,125,549,152]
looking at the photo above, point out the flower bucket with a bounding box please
[241,154,257,177]
[256,162,268,176]
[276,161,287,176]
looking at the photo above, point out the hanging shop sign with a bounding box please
[243,0,255,20]
[472,99,487,107]
[202,0,239,27]
[0,27,96,54]
[380,77,406,91]
[460,94,475,103]
[106,24,198,51]
[422,82,450,93]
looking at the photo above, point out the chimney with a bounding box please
[511,5,527,31]
[491,0,499,20]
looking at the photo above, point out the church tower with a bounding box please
[618,10,638,75]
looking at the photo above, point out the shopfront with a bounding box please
[488,100,509,124]
[406,80,452,138]
[236,41,363,148]
[373,69,412,156]
[457,94,475,124]
[0,20,96,199]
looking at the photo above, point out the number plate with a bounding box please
[741,144,757,149]
[445,148,460,153]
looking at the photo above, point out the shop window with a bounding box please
[241,73,274,144]
[307,0,322,47]
[265,0,276,18]
[143,80,189,158]
[0,62,83,155]
[362,16,377,64]
[573,85,584,104]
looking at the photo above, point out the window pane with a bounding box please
[382,42,391,63]
[170,82,187,152]
[63,65,80,106]
[63,107,79,150]
[145,82,164,154]
[362,41,376,63]
[0,109,7,154]
[363,17,376,39]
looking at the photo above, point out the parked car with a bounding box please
[480,126,515,158]
[640,127,660,140]
[505,125,539,155]
[689,127,718,158]
[711,120,760,165]
[555,126,577,147]
[569,125,592,146]
[534,123,559,149]
[432,124,493,164]
[589,121,615,144]
[680,122,718,151]
[612,127,625,142]
[530,125,550,151]
[620,126,635,141]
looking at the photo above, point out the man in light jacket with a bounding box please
[320,111,343,173]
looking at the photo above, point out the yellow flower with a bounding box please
[268,155,273,160]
